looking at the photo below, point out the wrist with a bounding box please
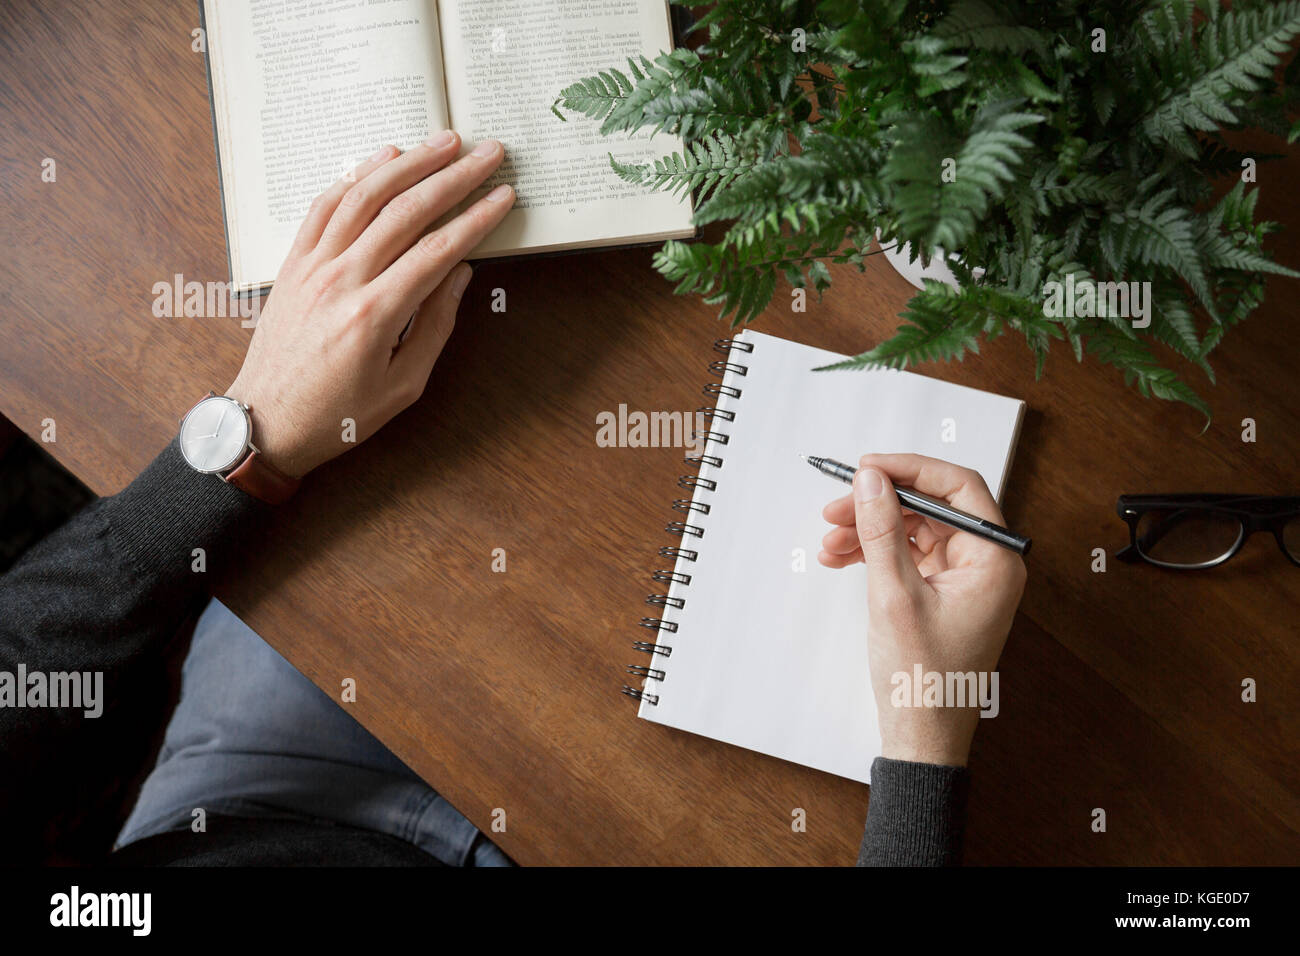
[878,712,978,768]
[879,739,971,768]
[223,380,310,479]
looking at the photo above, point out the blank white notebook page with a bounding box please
[637,329,1025,784]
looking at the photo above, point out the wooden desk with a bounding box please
[2,0,1296,864]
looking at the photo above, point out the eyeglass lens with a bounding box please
[1135,509,1244,567]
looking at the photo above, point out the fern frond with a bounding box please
[693,134,888,239]
[1198,231,1300,278]
[552,67,634,123]
[637,71,778,141]
[1084,323,1211,423]
[815,282,988,371]
[1099,190,1216,316]
[1142,3,1300,154]
[1148,289,1211,378]
[884,99,1043,251]
[815,280,1034,372]
[552,49,705,135]
[608,132,766,202]
[932,0,1049,56]
[653,227,851,326]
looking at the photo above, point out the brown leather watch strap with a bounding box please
[223,447,301,505]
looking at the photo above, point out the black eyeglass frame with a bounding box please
[1116,494,1300,569]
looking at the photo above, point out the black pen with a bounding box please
[801,455,1032,556]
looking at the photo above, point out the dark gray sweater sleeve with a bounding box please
[857,756,971,866]
[0,439,266,854]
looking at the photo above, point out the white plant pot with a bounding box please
[878,238,982,291]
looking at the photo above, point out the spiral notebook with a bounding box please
[626,329,1026,784]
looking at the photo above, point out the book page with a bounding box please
[204,0,450,290]
[435,0,695,256]
[639,331,1026,784]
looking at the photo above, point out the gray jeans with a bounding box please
[115,598,510,866]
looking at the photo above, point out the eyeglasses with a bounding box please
[1116,494,1300,569]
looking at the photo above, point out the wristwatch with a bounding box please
[178,392,300,504]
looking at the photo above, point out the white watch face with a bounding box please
[179,396,251,473]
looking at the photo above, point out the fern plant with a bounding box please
[553,0,1300,419]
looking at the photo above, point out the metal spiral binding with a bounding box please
[665,521,704,538]
[627,664,666,680]
[684,454,724,469]
[653,569,692,585]
[658,545,697,561]
[625,337,752,706]
[678,475,716,492]
[714,338,754,355]
[621,686,659,705]
[639,617,677,633]
[704,382,742,399]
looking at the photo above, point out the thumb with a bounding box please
[390,263,471,384]
[853,466,921,600]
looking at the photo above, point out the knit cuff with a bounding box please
[105,438,269,581]
[857,756,971,866]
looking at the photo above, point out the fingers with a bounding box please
[824,489,959,543]
[315,131,464,259]
[290,145,400,256]
[820,523,861,555]
[852,466,924,602]
[821,515,944,561]
[387,263,473,409]
[907,516,946,556]
[859,453,1005,525]
[371,183,515,331]
[347,140,506,278]
[822,492,856,526]
[817,547,862,569]
[819,454,1009,583]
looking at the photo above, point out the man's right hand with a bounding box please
[226,132,516,479]
[818,453,1027,767]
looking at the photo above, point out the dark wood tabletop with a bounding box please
[2,0,1296,865]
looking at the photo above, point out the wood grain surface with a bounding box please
[1,0,1296,864]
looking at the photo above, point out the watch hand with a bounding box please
[188,404,230,442]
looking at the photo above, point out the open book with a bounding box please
[629,331,1027,784]
[200,0,695,294]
